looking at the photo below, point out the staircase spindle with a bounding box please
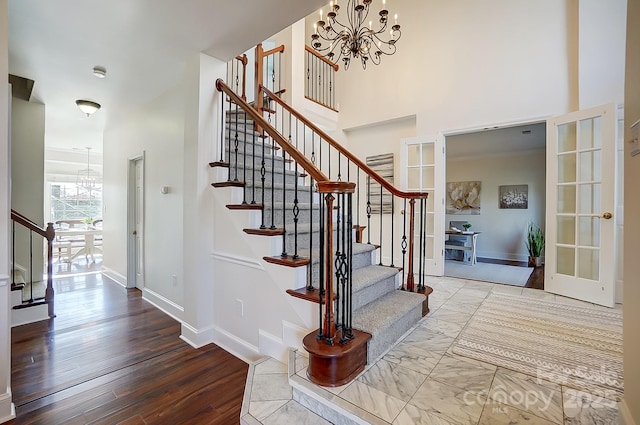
[323,192,335,346]
[307,177,315,291]
[406,198,416,291]
[281,122,288,257]
[233,102,240,182]
[418,197,424,289]
[242,112,248,204]
[219,94,225,164]
[29,230,34,302]
[378,185,383,266]
[366,176,371,244]
[420,199,427,292]
[401,198,407,290]
[227,97,233,181]
[390,194,395,267]
[251,117,256,204]
[346,192,354,339]
[259,129,266,230]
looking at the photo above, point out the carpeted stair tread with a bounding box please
[353,290,424,335]
[352,265,398,294]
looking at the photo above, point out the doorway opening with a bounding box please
[127,154,145,290]
[443,122,547,288]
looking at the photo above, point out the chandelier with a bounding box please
[311,0,401,70]
[76,147,101,193]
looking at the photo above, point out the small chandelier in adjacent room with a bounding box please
[76,147,101,193]
[311,0,401,70]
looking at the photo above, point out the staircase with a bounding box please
[211,80,432,393]
[10,209,56,326]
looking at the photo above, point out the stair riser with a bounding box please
[352,274,397,312]
[303,248,377,288]
[230,167,302,188]
[262,206,320,229]
[243,184,314,204]
[361,305,422,362]
[224,142,278,162]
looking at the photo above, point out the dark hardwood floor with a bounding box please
[9,272,248,425]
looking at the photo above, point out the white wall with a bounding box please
[623,1,640,423]
[446,151,546,262]
[0,0,15,420]
[579,0,627,109]
[332,0,575,134]
[10,98,45,280]
[102,83,185,310]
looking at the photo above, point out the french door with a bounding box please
[400,136,445,276]
[545,104,617,307]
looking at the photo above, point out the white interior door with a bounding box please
[400,136,445,276]
[545,103,617,307]
[127,156,145,290]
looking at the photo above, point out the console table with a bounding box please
[445,230,481,265]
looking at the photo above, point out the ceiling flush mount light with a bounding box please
[93,66,107,78]
[75,99,101,117]
[311,0,401,70]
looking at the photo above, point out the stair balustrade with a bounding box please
[260,84,431,293]
[304,45,339,111]
[216,79,358,356]
[10,209,56,318]
[215,76,432,386]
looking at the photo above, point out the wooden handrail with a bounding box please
[305,45,339,72]
[260,85,429,200]
[263,45,285,57]
[217,79,330,185]
[11,209,54,241]
[11,208,56,317]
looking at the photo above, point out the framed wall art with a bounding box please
[499,184,528,209]
[446,181,481,215]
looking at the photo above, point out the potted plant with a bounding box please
[462,223,472,233]
[525,222,544,267]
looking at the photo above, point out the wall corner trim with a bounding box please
[619,400,637,425]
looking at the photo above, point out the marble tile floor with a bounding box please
[240,276,622,425]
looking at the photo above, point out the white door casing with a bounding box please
[545,103,617,307]
[400,136,445,276]
[127,155,145,290]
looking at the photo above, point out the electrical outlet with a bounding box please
[236,299,244,317]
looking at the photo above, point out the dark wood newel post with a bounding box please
[406,198,416,292]
[323,193,336,344]
[45,222,56,317]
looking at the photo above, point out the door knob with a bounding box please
[599,212,613,220]
[132,230,137,235]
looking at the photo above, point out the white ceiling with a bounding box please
[446,122,547,160]
[8,0,326,153]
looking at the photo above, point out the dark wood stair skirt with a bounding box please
[303,329,372,387]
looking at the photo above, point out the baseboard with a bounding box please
[0,391,16,423]
[11,303,49,327]
[142,288,184,322]
[259,329,287,364]
[101,267,127,287]
[180,322,215,349]
[619,400,637,425]
[211,325,260,364]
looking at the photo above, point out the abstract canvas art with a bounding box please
[366,153,394,214]
[446,181,481,215]
[499,184,528,209]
